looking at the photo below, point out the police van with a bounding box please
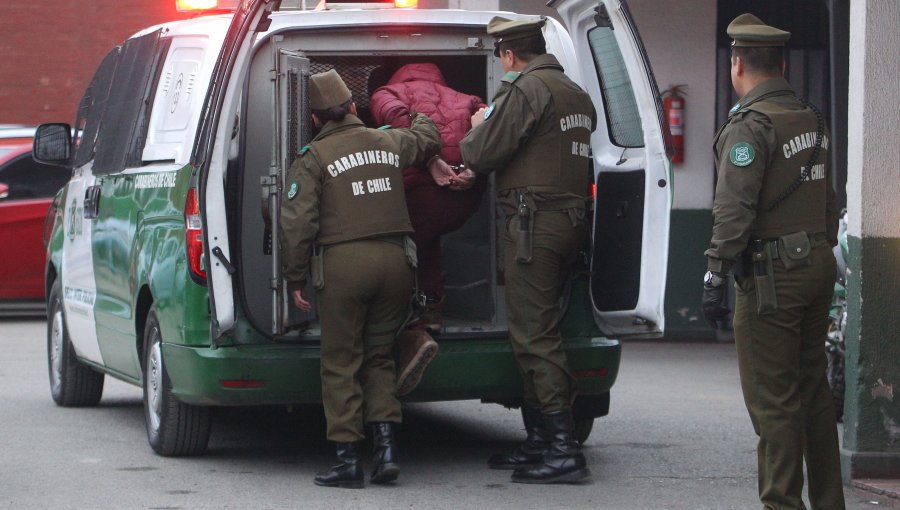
[34,0,672,456]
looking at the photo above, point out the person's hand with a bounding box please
[449,168,476,191]
[701,272,730,328]
[427,157,456,187]
[470,107,487,129]
[292,289,312,312]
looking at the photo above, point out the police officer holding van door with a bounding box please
[459,17,596,484]
[701,14,844,509]
[280,69,441,489]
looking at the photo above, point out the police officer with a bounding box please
[281,69,441,488]
[702,14,845,509]
[459,17,596,484]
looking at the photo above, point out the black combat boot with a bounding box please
[314,441,364,489]
[487,404,549,469]
[369,422,400,484]
[511,409,590,484]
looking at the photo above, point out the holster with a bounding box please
[515,192,534,264]
[310,245,325,290]
[750,239,777,315]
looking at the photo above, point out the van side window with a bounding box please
[73,48,120,168]
[587,26,645,148]
[92,30,168,175]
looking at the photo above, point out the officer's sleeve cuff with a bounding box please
[706,257,733,275]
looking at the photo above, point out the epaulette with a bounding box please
[377,124,392,130]
[299,145,310,155]
[501,71,522,84]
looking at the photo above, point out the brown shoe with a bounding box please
[396,329,438,396]
[407,296,445,334]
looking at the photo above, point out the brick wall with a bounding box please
[0,1,193,126]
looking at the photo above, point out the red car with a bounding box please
[0,144,70,313]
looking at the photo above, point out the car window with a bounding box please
[0,153,69,200]
[586,25,644,148]
[74,47,120,168]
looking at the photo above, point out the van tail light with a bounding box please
[394,0,418,7]
[185,188,207,281]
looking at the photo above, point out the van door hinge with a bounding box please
[211,246,237,274]
[270,69,279,81]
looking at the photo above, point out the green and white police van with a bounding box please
[33,0,672,456]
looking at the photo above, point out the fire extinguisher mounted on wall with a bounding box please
[662,85,687,164]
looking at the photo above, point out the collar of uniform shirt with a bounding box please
[734,76,794,113]
[312,114,366,142]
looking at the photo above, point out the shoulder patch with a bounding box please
[501,71,521,84]
[729,142,755,167]
[299,145,310,155]
[377,124,392,130]
[287,181,299,201]
[483,103,497,121]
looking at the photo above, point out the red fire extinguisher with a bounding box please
[663,85,686,164]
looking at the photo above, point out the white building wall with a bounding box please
[627,0,718,210]
[847,0,900,238]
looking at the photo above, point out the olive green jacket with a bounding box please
[281,113,441,291]
[706,77,839,274]
[459,53,595,211]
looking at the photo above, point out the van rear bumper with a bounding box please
[162,336,621,407]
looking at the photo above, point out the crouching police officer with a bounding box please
[459,17,596,484]
[281,69,441,488]
[702,14,845,509]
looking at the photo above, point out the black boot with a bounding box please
[314,442,364,489]
[511,410,591,484]
[488,404,549,469]
[370,422,400,484]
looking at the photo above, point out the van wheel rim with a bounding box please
[50,310,64,394]
[147,327,163,433]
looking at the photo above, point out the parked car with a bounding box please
[35,0,672,456]
[0,144,70,314]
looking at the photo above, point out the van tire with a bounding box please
[47,281,104,407]
[574,417,594,445]
[143,306,211,456]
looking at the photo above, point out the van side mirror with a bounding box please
[33,123,72,167]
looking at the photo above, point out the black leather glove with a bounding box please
[701,272,731,328]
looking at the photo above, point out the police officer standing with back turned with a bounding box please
[459,17,596,485]
[281,69,441,489]
[702,14,845,509]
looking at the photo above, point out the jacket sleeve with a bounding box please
[280,153,322,292]
[459,81,543,175]
[386,112,442,169]
[371,86,412,129]
[704,113,775,273]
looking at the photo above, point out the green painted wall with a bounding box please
[664,209,718,339]
[842,235,900,478]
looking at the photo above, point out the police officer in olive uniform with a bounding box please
[281,69,441,488]
[459,17,596,484]
[702,14,845,509]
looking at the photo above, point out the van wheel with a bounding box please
[143,306,211,456]
[47,281,104,407]
[574,418,594,445]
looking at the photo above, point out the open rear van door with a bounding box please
[193,0,282,340]
[550,0,673,338]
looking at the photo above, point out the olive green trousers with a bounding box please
[317,239,414,443]
[502,209,585,413]
[733,245,845,510]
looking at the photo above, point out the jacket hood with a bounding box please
[387,63,448,87]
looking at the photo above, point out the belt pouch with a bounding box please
[515,192,533,264]
[311,246,325,290]
[778,231,811,270]
[753,243,778,315]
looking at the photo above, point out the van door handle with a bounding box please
[83,185,101,219]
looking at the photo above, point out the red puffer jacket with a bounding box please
[370,63,486,189]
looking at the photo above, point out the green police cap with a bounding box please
[309,69,352,110]
[728,13,790,47]
[487,16,546,44]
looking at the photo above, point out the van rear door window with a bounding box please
[587,26,644,148]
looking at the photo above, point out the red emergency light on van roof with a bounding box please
[177,0,416,11]
[176,0,220,11]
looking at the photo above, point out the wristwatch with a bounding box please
[704,271,725,288]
